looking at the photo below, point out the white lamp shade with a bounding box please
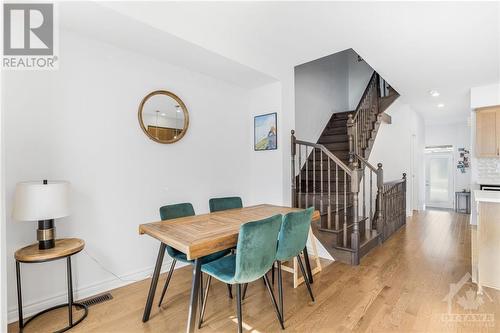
[12,181,70,221]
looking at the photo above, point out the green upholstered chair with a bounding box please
[209,196,243,212]
[157,203,231,308]
[276,207,315,323]
[198,214,284,332]
[208,196,243,298]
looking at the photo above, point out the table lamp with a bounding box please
[12,180,70,250]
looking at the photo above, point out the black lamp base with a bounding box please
[39,239,55,250]
[37,219,56,250]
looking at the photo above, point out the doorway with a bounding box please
[425,146,454,209]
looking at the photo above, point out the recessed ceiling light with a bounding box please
[429,90,440,97]
[161,112,167,116]
[437,103,445,108]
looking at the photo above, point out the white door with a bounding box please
[425,151,454,208]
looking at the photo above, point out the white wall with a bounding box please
[425,122,471,193]
[247,82,284,206]
[470,83,500,108]
[294,49,374,144]
[294,52,349,143]
[2,30,272,321]
[347,51,374,110]
[368,100,426,216]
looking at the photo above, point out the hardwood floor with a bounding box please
[9,210,500,332]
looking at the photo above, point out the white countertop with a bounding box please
[474,190,500,203]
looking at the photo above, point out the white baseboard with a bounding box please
[7,259,187,324]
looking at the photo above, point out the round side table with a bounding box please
[15,238,89,333]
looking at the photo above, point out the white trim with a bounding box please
[7,259,187,323]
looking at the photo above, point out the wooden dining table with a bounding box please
[139,204,320,333]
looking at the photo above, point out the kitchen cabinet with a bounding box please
[476,106,500,157]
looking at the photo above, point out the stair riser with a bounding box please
[323,142,349,151]
[298,185,352,194]
[298,171,351,179]
[323,128,348,136]
[306,153,350,162]
[318,135,348,144]
[297,196,353,210]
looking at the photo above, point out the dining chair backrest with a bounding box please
[234,214,282,283]
[160,203,195,220]
[209,196,243,212]
[159,203,196,257]
[276,207,314,261]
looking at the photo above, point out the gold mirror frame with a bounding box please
[138,90,189,144]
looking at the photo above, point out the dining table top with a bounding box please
[139,204,320,260]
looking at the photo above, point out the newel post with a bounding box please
[351,167,360,265]
[291,130,297,207]
[376,163,384,241]
[402,173,407,218]
[347,114,355,166]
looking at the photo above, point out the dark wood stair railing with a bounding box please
[291,70,403,265]
[376,174,407,242]
[291,130,362,265]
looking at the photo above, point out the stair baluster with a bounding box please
[335,164,339,230]
[291,130,297,208]
[327,157,331,229]
[298,142,302,208]
[350,165,360,265]
[320,150,323,214]
[305,146,309,207]
[343,171,347,246]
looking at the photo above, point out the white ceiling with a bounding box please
[59,2,277,89]
[64,2,499,124]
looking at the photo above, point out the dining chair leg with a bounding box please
[158,258,177,307]
[303,247,313,284]
[198,275,212,329]
[297,255,315,302]
[187,259,202,333]
[242,283,248,300]
[199,273,204,309]
[277,261,283,320]
[143,243,166,322]
[236,284,243,333]
[271,263,275,285]
[262,274,284,330]
[226,284,233,299]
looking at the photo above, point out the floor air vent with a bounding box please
[79,293,113,307]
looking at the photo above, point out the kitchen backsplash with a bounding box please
[477,158,500,182]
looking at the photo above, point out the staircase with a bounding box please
[291,72,406,265]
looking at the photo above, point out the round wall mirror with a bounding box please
[138,90,189,144]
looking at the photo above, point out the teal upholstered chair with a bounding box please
[198,215,284,332]
[157,203,231,308]
[276,207,315,323]
[209,196,243,212]
[208,196,243,298]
